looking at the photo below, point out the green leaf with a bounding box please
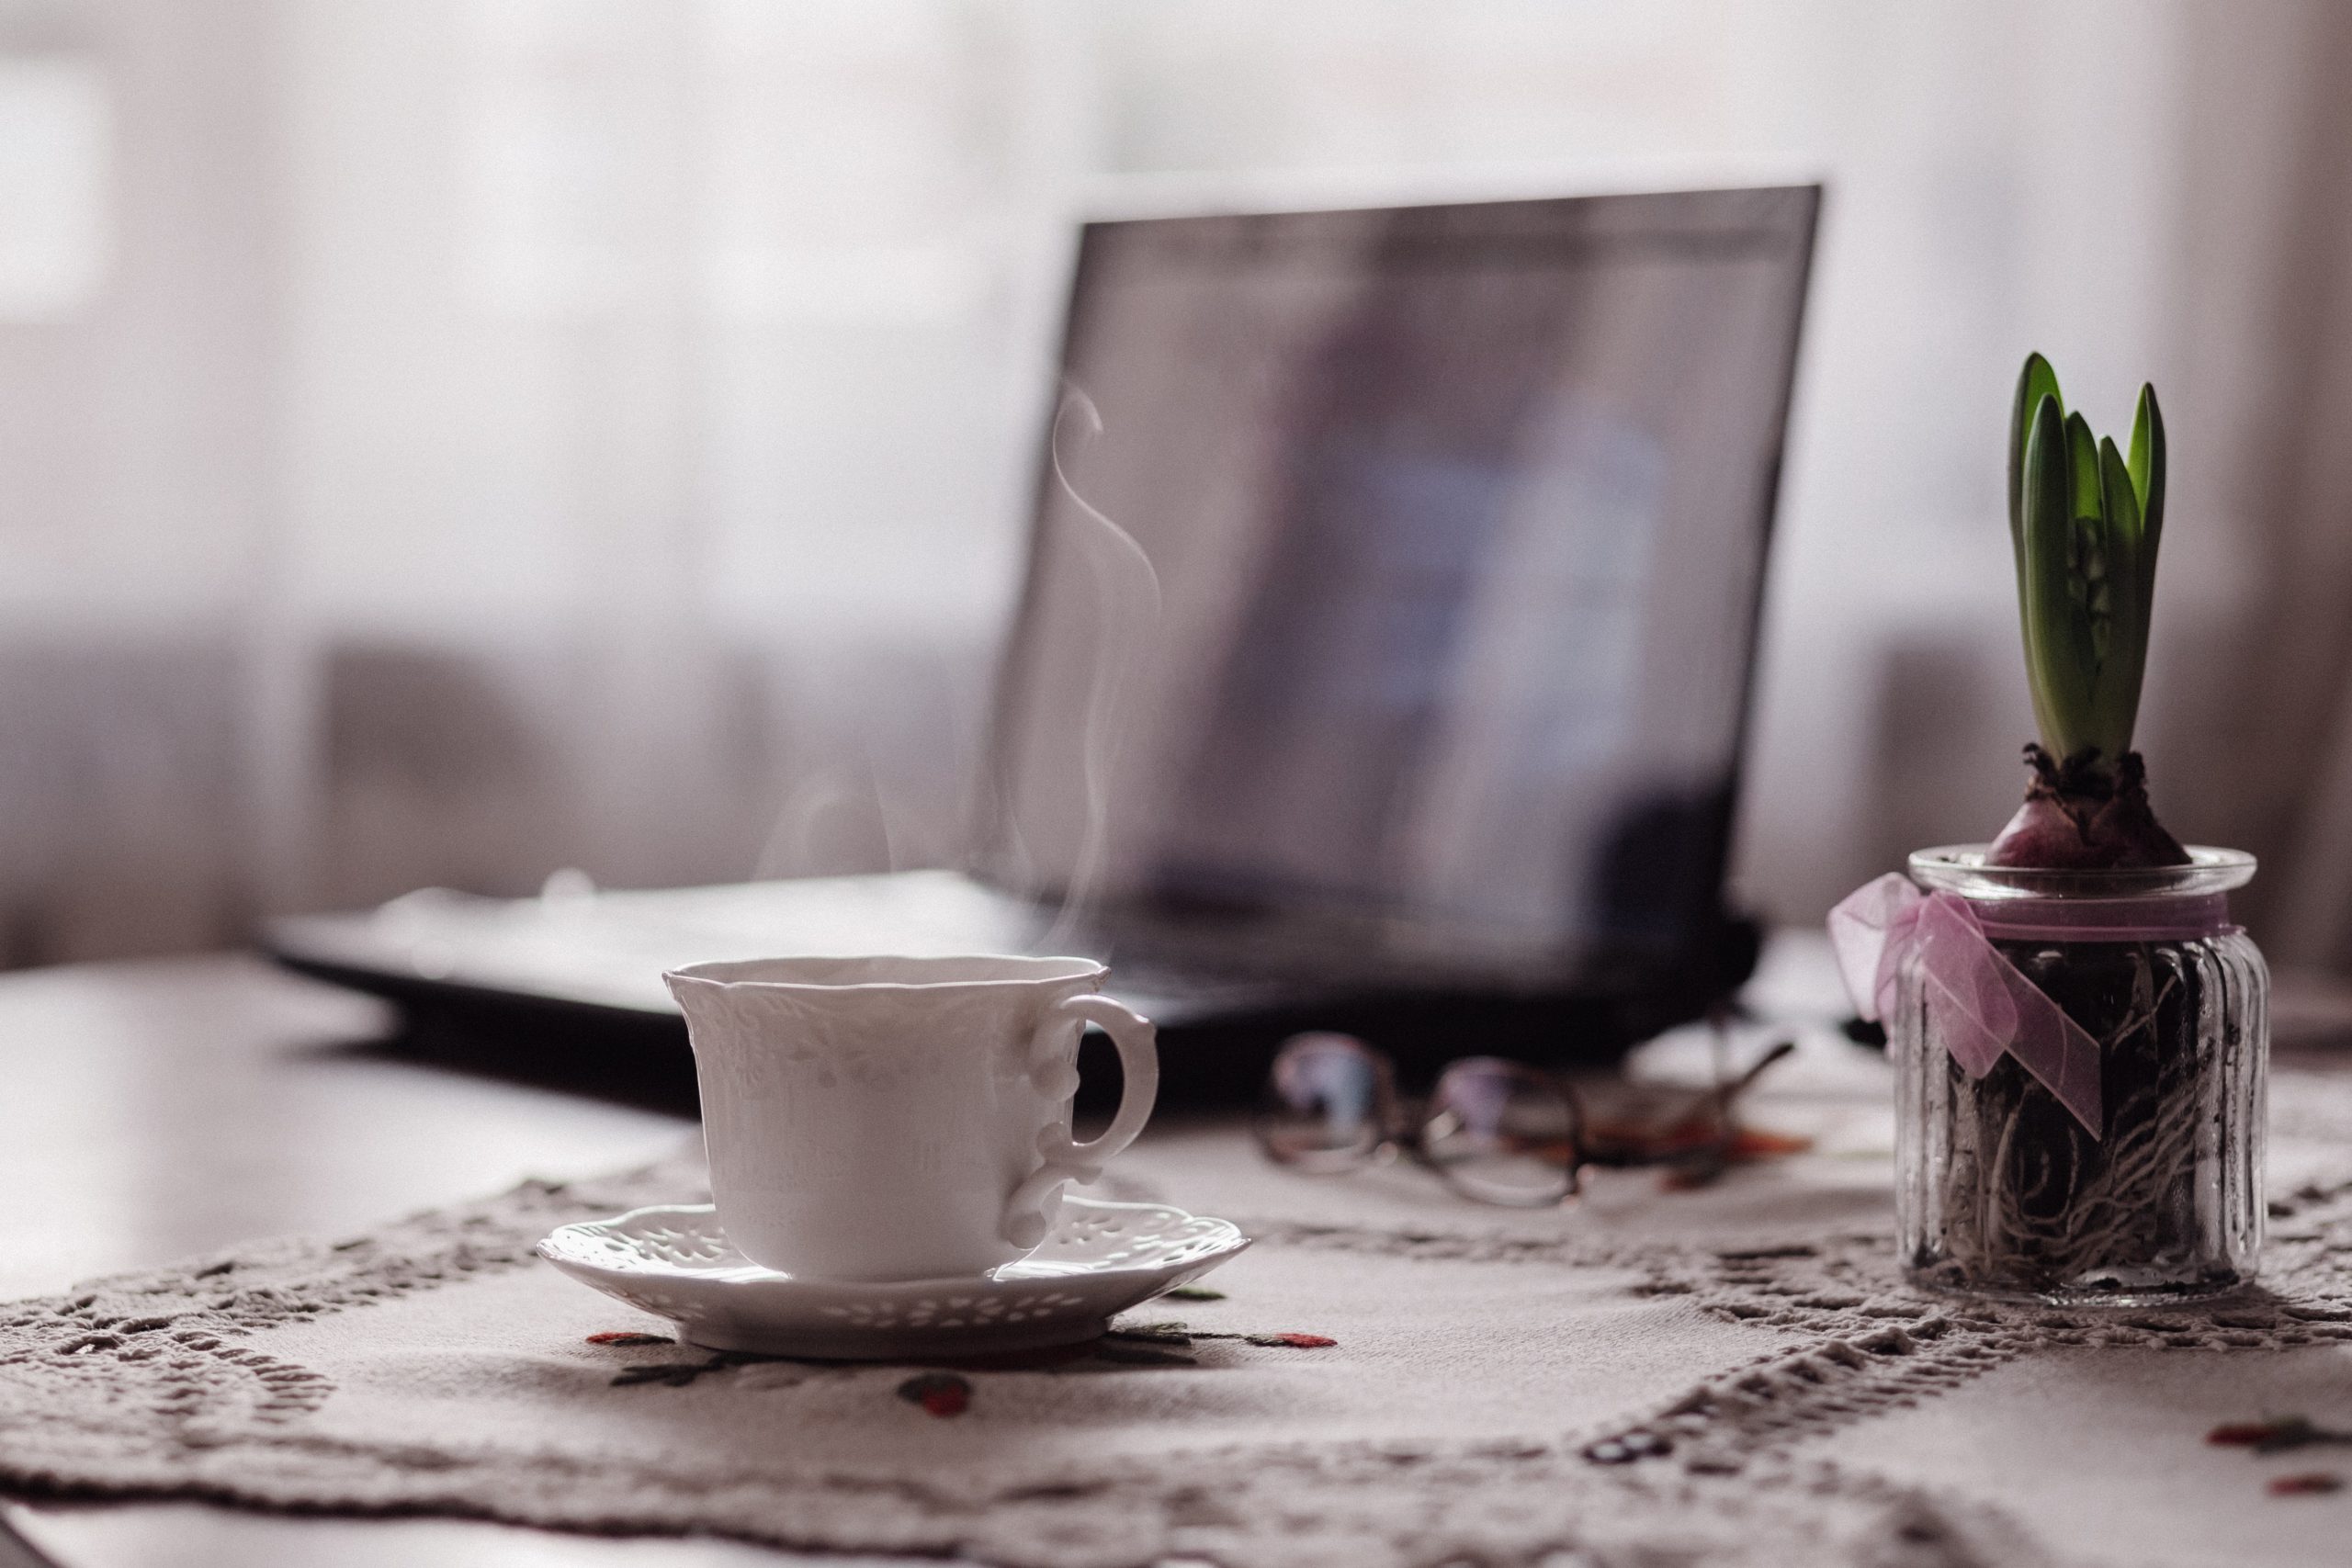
[2126,385,2155,502]
[2128,383,2165,624]
[2020,394,2095,761]
[2008,353,2064,561]
[2102,435,2143,558]
[2064,412,2102,523]
[2093,435,2146,761]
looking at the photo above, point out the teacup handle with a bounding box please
[999,993,1159,1250]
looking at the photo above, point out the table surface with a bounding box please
[6,945,2341,1567]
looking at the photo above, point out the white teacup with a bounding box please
[663,954,1159,1281]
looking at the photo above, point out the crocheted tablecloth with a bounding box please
[6,1062,2352,1568]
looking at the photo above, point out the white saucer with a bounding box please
[537,1197,1250,1359]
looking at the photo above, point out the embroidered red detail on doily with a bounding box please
[897,1372,972,1417]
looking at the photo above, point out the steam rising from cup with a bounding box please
[750,638,982,887]
[1032,387,1163,954]
[743,384,1159,962]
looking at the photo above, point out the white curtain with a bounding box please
[2161,2,2352,966]
[0,0,2345,966]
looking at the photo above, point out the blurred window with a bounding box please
[0,52,107,321]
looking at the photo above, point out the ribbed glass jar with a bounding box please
[1894,846,2267,1304]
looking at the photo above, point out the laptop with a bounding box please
[269,185,1820,1103]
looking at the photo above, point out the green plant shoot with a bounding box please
[2006,353,2165,776]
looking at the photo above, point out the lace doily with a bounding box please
[5,1072,2351,1568]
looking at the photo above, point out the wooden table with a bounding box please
[0,955,922,1567]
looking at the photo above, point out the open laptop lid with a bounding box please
[978,186,1819,982]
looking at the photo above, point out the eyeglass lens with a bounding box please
[1256,1032,1394,1172]
[1423,1056,1581,1206]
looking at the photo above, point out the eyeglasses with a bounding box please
[1252,1031,1798,1207]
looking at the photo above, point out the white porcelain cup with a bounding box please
[663,954,1159,1281]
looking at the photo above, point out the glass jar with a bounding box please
[1894,846,2267,1304]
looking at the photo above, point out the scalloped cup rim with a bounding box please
[664,953,1106,992]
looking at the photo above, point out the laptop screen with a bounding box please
[983,187,1817,974]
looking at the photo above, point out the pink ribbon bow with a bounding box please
[1827,874,2106,1135]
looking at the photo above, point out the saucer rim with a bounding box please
[536,1195,1250,1291]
